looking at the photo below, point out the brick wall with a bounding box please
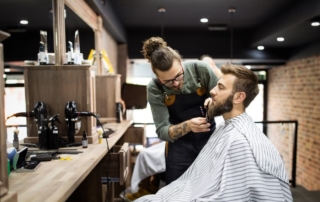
[268,55,320,190]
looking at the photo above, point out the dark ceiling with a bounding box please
[0,0,320,65]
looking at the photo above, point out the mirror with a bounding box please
[0,0,95,62]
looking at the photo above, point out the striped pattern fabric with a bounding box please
[135,113,292,202]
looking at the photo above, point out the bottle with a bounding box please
[82,131,88,148]
[13,128,19,150]
[67,41,74,65]
[38,42,47,65]
[116,102,122,123]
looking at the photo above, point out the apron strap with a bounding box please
[194,63,202,87]
[153,78,170,100]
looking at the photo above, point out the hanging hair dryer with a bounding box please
[33,102,48,122]
[6,101,47,121]
[7,102,49,149]
[65,101,96,143]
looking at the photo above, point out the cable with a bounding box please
[92,113,111,202]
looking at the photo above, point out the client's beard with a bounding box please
[208,94,234,118]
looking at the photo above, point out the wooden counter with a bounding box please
[8,120,133,202]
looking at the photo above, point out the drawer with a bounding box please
[103,143,130,185]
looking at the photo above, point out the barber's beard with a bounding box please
[208,94,234,118]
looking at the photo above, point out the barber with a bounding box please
[142,37,219,184]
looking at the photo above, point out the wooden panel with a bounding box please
[67,161,102,202]
[52,0,66,65]
[118,125,146,146]
[95,74,121,118]
[95,16,103,75]
[117,44,128,86]
[105,143,130,185]
[0,44,8,197]
[64,0,98,31]
[103,182,115,202]
[23,65,96,143]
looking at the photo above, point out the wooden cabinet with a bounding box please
[101,142,130,201]
[23,65,97,143]
[118,125,146,146]
[95,74,121,118]
[103,143,130,185]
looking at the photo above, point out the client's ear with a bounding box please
[233,92,246,105]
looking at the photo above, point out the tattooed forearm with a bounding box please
[169,121,190,140]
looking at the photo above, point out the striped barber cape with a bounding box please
[135,112,293,202]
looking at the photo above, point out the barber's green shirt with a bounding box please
[147,60,219,142]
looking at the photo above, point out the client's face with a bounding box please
[208,93,233,118]
[208,74,235,118]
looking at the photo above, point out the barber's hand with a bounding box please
[204,98,212,109]
[188,117,211,133]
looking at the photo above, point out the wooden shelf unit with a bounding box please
[23,65,97,143]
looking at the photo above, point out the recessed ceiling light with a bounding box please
[277,37,285,42]
[158,7,166,13]
[245,65,251,69]
[311,22,320,26]
[20,20,28,25]
[257,46,264,50]
[200,18,208,23]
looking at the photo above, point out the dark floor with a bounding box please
[291,185,320,202]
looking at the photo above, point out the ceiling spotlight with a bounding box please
[20,20,28,25]
[200,18,208,23]
[245,65,251,69]
[257,46,264,50]
[277,37,285,42]
[311,22,320,26]
[158,7,166,13]
[228,7,236,13]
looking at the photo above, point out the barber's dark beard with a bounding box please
[208,94,234,118]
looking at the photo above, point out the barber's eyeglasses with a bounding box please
[161,69,184,87]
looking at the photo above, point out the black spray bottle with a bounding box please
[48,114,61,150]
[38,114,49,150]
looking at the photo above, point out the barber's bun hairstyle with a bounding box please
[142,37,167,61]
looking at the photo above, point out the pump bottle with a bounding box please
[82,131,88,148]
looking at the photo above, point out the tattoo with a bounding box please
[169,121,190,140]
[182,122,188,134]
